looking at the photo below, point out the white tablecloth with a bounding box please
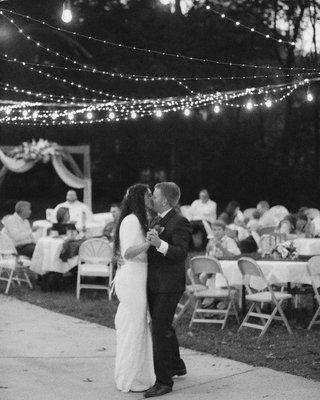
[30,237,78,275]
[216,259,319,289]
[293,238,320,256]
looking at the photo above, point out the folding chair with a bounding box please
[237,257,293,337]
[174,269,204,323]
[0,232,33,294]
[306,256,320,330]
[189,256,239,329]
[76,238,113,300]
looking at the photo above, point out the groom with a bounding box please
[145,182,191,398]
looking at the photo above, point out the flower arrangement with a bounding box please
[271,241,299,260]
[8,139,60,163]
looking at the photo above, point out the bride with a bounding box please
[113,183,156,392]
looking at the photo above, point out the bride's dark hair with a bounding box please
[113,183,150,258]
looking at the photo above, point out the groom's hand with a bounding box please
[147,231,161,248]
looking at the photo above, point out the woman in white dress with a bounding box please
[113,184,156,392]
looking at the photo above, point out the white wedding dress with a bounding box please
[114,214,155,392]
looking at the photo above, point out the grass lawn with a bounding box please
[1,267,320,382]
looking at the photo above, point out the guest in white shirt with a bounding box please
[190,189,217,223]
[190,189,217,250]
[3,201,36,258]
[54,190,92,228]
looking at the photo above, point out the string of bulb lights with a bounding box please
[3,55,320,83]
[1,8,319,73]
[0,80,314,126]
[0,6,318,126]
[205,5,295,47]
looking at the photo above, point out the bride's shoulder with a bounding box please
[121,213,139,226]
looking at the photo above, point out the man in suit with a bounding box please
[145,182,191,398]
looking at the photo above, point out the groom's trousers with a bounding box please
[147,291,185,387]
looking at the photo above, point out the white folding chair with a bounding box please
[188,256,239,329]
[76,238,113,300]
[237,257,293,337]
[306,256,320,330]
[174,269,204,323]
[0,232,33,294]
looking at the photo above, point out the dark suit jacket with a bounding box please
[147,209,192,293]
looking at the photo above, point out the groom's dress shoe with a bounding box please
[170,367,187,377]
[143,383,172,398]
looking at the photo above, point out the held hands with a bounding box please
[147,229,161,249]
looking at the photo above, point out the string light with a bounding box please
[183,108,191,117]
[61,1,72,24]
[213,105,221,113]
[0,80,310,126]
[3,54,320,83]
[1,9,318,72]
[246,100,253,110]
[307,92,314,102]
[265,99,272,108]
[206,6,295,47]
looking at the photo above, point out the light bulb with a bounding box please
[213,105,220,114]
[109,112,115,120]
[183,108,191,117]
[86,111,93,119]
[265,99,272,108]
[22,110,28,117]
[61,1,72,24]
[68,112,74,120]
[130,111,137,119]
[246,101,253,110]
[307,93,314,102]
[155,109,163,118]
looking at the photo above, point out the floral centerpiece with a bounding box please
[271,241,299,260]
[8,139,60,164]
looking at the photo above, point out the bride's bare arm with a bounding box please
[124,241,150,260]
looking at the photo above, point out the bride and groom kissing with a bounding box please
[113,182,192,397]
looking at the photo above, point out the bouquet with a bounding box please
[8,139,60,163]
[271,241,298,260]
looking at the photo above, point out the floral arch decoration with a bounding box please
[0,139,92,209]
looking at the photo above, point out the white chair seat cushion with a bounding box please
[246,291,292,302]
[0,258,16,269]
[79,263,110,276]
[193,287,230,298]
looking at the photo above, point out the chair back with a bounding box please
[307,256,320,304]
[79,238,113,265]
[189,256,229,293]
[190,256,222,275]
[237,257,263,278]
[237,257,269,294]
[0,231,17,255]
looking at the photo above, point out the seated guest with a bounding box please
[54,190,92,228]
[295,213,308,237]
[50,207,77,236]
[218,200,243,226]
[276,214,298,239]
[305,208,320,237]
[190,189,217,250]
[206,220,241,259]
[246,210,261,232]
[256,200,270,216]
[102,203,121,242]
[3,201,36,258]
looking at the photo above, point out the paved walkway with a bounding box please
[0,296,319,400]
